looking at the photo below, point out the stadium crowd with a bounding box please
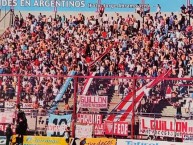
[0,4,192,114]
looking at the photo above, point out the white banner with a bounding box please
[4,101,33,109]
[184,134,193,143]
[37,116,48,129]
[0,112,14,123]
[75,125,93,138]
[47,114,72,137]
[26,116,36,130]
[139,117,193,138]
[79,96,108,109]
[117,139,193,145]
[4,101,15,108]
[21,103,34,109]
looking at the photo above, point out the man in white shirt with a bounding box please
[103,14,109,23]
[144,86,151,102]
[185,97,193,118]
[156,4,161,14]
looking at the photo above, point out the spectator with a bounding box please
[156,4,161,14]
[136,4,141,15]
[55,107,60,115]
[5,124,12,145]
[64,103,70,114]
[0,5,192,118]
[64,127,70,143]
[181,4,186,13]
[15,104,28,145]
[185,98,193,119]
[169,92,182,118]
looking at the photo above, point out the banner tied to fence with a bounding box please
[105,121,128,136]
[77,114,102,124]
[75,125,93,138]
[79,96,108,109]
[47,114,72,137]
[140,117,193,138]
[0,112,14,124]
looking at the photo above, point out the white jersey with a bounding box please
[185,98,193,113]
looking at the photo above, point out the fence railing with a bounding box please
[0,73,193,141]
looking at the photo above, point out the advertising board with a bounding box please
[23,136,68,145]
[0,0,186,12]
[85,138,116,145]
[117,139,193,145]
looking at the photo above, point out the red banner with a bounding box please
[105,121,114,134]
[77,114,102,124]
[79,96,108,109]
[105,121,128,136]
[94,124,105,135]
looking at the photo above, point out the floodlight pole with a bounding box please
[97,0,101,12]
[54,0,57,19]
[10,0,14,26]
[187,0,190,7]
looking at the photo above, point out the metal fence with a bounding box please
[0,72,193,141]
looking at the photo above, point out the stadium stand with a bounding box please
[0,3,193,136]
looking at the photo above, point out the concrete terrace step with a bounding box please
[111,98,123,102]
[108,95,122,112]
[0,29,5,35]
[162,106,187,117]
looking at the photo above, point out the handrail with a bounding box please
[0,9,11,38]
[0,29,6,38]
[0,73,193,80]
[0,9,10,23]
